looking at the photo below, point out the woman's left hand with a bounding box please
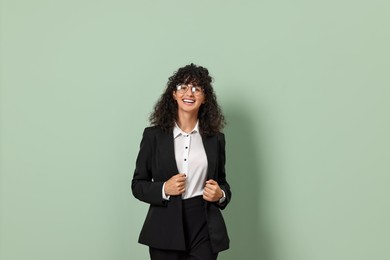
[203,179,223,202]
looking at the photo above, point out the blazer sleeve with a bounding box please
[216,133,232,210]
[131,128,168,206]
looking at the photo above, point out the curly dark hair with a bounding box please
[149,63,226,136]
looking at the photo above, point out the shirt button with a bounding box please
[184,159,187,161]
[185,147,188,149]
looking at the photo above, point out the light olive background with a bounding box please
[1,0,389,260]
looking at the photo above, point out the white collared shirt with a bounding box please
[162,122,226,202]
[173,121,208,199]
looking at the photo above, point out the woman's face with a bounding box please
[173,83,205,116]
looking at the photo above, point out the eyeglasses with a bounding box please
[176,84,204,96]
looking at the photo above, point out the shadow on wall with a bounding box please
[221,103,274,260]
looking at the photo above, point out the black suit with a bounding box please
[132,126,231,253]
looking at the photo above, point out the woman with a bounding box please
[132,63,231,260]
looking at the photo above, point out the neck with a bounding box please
[176,111,198,133]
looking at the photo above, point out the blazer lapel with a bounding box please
[159,130,179,179]
[202,135,218,180]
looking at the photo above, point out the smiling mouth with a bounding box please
[183,99,195,104]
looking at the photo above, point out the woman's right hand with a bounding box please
[164,173,186,196]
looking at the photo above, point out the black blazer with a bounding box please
[132,126,231,253]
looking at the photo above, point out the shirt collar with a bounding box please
[173,121,199,138]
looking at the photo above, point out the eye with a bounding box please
[177,84,191,94]
[193,87,203,93]
[177,84,187,91]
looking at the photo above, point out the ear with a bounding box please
[172,91,177,101]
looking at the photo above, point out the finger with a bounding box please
[205,182,217,189]
[205,184,217,191]
[177,176,187,182]
[176,175,187,180]
[203,189,214,197]
[205,182,213,188]
[203,186,214,193]
[203,194,213,202]
[206,179,217,185]
[172,173,186,180]
[180,180,186,185]
[176,180,185,186]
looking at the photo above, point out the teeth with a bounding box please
[183,99,195,103]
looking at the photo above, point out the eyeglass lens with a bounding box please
[177,85,203,95]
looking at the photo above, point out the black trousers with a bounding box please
[149,196,218,260]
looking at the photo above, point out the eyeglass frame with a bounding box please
[175,84,204,96]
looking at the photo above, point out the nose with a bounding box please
[184,86,195,96]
